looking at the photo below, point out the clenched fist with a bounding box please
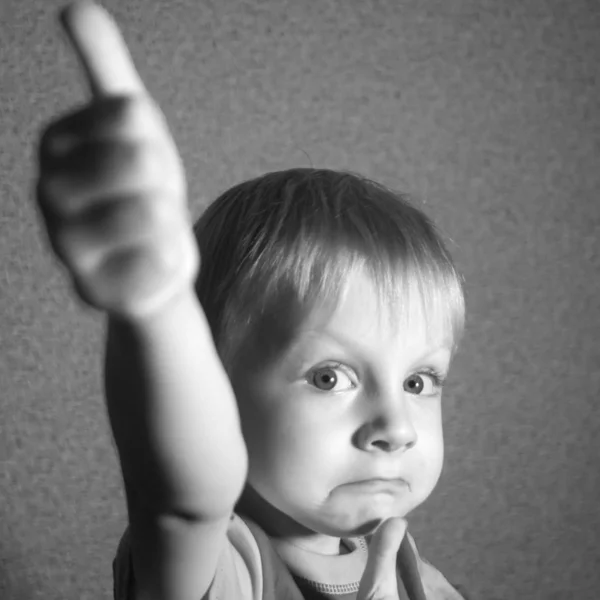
[36,1,199,320]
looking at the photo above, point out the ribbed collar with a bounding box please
[270,534,368,590]
[270,530,428,600]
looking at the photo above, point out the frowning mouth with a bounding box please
[347,478,409,492]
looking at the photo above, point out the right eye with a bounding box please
[309,363,356,392]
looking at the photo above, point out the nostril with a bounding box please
[372,440,391,451]
[371,436,416,452]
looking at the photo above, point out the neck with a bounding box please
[235,483,347,555]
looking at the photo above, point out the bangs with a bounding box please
[241,223,464,360]
[194,168,465,374]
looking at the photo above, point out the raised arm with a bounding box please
[105,290,248,600]
[37,3,248,598]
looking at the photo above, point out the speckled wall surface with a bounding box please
[1,1,599,598]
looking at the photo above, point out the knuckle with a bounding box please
[82,141,159,187]
[91,196,160,241]
[37,142,170,217]
[54,226,99,273]
[75,195,173,253]
[41,173,89,218]
[39,106,89,158]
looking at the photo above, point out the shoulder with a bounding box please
[112,515,260,600]
[404,533,471,600]
[112,513,302,600]
[207,513,263,600]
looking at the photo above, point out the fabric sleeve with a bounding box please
[404,533,469,600]
[112,514,262,600]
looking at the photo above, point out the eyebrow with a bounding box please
[294,329,452,364]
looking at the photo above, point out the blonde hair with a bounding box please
[193,168,465,376]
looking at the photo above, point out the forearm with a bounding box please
[104,288,248,520]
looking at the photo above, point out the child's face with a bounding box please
[232,267,452,552]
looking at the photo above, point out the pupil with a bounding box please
[315,369,337,390]
[407,375,423,393]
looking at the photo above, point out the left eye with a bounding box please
[310,364,355,392]
[404,372,443,396]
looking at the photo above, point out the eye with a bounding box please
[309,363,356,392]
[403,370,445,396]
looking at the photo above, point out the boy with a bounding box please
[36,2,469,599]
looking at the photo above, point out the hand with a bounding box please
[357,517,408,600]
[36,1,199,320]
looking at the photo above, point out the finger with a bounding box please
[39,140,166,216]
[39,96,160,164]
[358,518,407,600]
[52,194,172,271]
[59,1,146,98]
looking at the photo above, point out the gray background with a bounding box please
[2,0,599,598]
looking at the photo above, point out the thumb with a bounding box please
[59,1,147,98]
[357,518,407,600]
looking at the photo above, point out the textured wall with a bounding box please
[2,1,599,599]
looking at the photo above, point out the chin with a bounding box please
[349,519,386,537]
[311,503,411,539]
[308,518,381,538]
[357,488,433,533]
[327,514,404,538]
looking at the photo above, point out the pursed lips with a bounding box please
[347,478,409,491]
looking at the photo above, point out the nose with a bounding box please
[356,393,418,453]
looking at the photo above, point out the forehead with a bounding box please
[232,265,456,381]
[300,267,452,353]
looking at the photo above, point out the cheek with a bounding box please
[411,413,445,486]
[246,406,344,493]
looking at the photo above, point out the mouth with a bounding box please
[347,478,409,493]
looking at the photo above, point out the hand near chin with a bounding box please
[357,517,407,600]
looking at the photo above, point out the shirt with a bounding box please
[113,512,470,600]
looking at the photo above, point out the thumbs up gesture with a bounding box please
[357,518,408,600]
[36,1,199,320]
